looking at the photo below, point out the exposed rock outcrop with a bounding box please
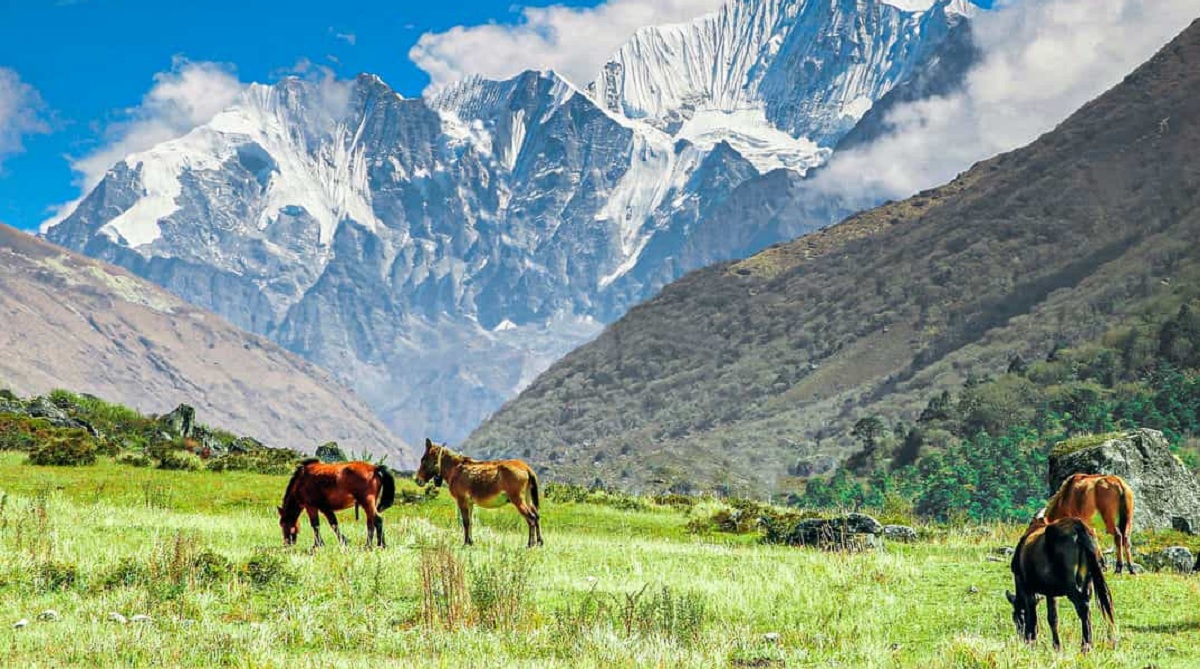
[1048,428,1200,534]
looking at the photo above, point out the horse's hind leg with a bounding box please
[1046,597,1061,651]
[1071,593,1093,652]
[457,500,473,546]
[375,516,386,549]
[321,509,346,546]
[1103,513,1124,573]
[513,500,539,548]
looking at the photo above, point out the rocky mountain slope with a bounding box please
[465,18,1200,493]
[0,225,409,462]
[43,0,975,444]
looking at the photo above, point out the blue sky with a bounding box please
[0,0,575,230]
[0,0,998,231]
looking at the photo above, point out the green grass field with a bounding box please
[1,454,1198,668]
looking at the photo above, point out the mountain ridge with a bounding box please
[464,17,1200,494]
[0,224,409,463]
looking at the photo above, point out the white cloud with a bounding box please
[815,0,1198,204]
[409,0,726,93]
[0,67,48,168]
[334,31,357,46]
[43,58,244,230]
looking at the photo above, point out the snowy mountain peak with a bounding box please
[590,0,967,150]
[44,0,977,453]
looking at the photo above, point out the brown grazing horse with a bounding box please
[278,459,395,548]
[1041,473,1135,573]
[1007,517,1115,652]
[414,439,543,547]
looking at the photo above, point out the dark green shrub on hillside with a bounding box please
[205,447,298,475]
[100,557,150,590]
[27,430,98,466]
[0,415,51,451]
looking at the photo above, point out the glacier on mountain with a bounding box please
[43,0,977,448]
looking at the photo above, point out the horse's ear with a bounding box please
[1005,590,1016,604]
[425,437,433,451]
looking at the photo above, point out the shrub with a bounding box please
[36,560,78,592]
[241,550,293,588]
[100,557,150,590]
[117,451,154,468]
[27,430,98,466]
[419,541,468,629]
[156,448,203,471]
[191,550,233,584]
[0,415,49,452]
[469,550,534,630]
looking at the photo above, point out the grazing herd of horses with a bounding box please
[277,442,1137,654]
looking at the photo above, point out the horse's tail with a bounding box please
[1117,477,1134,538]
[529,469,540,511]
[1077,521,1116,629]
[377,466,396,513]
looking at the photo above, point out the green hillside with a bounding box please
[465,19,1200,494]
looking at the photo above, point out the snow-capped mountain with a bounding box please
[44,0,975,446]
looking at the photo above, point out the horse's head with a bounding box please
[278,506,299,545]
[414,438,445,488]
[1004,590,1025,636]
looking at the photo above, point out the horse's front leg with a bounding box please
[307,507,324,548]
[321,510,346,546]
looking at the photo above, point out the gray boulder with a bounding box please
[769,513,884,550]
[157,404,196,440]
[315,441,348,463]
[883,525,918,542]
[1142,546,1194,574]
[1048,428,1200,533]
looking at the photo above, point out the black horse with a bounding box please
[1006,516,1115,652]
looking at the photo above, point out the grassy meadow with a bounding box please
[0,454,1198,668]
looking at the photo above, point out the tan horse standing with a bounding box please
[1041,473,1135,573]
[414,439,544,547]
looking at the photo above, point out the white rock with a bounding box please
[130,614,152,624]
[12,619,28,629]
[108,612,128,624]
[36,610,59,622]
[763,632,781,644]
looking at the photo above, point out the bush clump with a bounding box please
[36,560,79,592]
[241,550,293,588]
[100,557,150,590]
[27,430,98,466]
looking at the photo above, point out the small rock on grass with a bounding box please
[108,612,128,625]
[968,585,979,594]
[763,632,780,644]
[13,619,28,629]
[37,610,59,622]
[130,615,151,624]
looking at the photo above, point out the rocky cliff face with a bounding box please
[0,224,407,462]
[42,0,975,444]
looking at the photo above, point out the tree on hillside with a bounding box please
[851,417,885,450]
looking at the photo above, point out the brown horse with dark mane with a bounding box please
[414,439,543,547]
[278,459,395,548]
[1041,473,1135,573]
[1007,516,1115,652]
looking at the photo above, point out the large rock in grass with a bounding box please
[763,512,884,550]
[1142,546,1194,574]
[1048,428,1200,534]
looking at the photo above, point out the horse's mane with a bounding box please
[1045,474,1083,516]
[281,461,312,509]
